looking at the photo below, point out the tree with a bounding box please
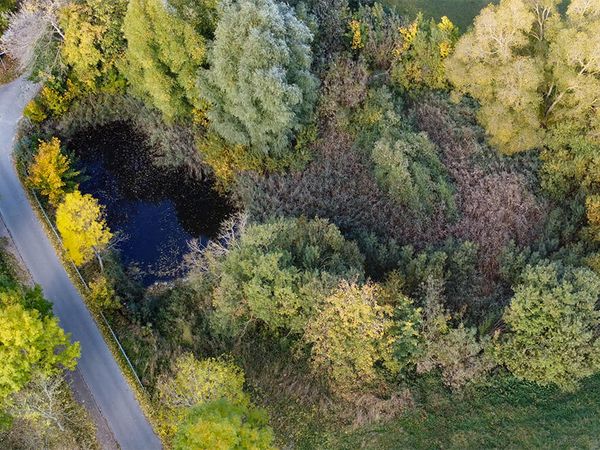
[304,281,416,394]
[173,399,275,450]
[157,355,248,410]
[391,14,458,91]
[55,190,112,267]
[122,0,206,119]
[0,291,79,401]
[156,354,248,438]
[199,217,364,336]
[0,0,66,73]
[60,0,127,90]
[198,0,318,161]
[495,263,600,391]
[446,0,600,154]
[27,137,77,206]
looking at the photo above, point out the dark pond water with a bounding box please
[69,122,233,286]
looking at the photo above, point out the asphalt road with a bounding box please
[0,76,162,450]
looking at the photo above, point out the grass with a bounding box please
[382,0,498,30]
[317,374,600,449]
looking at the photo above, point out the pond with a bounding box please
[69,122,233,286]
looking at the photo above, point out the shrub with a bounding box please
[456,171,544,281]
[88,275,120,311]
[391,14,458,92]
[236,129,439,246]
[494,263,600,391]
[304,281,403,395]
[173,399,275,450]
[199,217,365,337]
[349,3,403,71]
[371,130,455,219]
[157,354,248,410]
[318,56,369,130]
[416,279,492,389]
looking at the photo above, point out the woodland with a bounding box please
[2,0,600,448]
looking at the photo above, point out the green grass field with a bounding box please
[325,374,600,449]
[383,0,498,30]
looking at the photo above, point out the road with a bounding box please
[0,76,162,450]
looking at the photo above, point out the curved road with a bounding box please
[0,77,162,450]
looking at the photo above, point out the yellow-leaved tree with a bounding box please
[27,137,77,206]
[304,281,403,395]
[56,190,112,268]
[446,0,600,154]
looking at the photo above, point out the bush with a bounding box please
[88,275,120,311]
[349,3,403,71]
[456,171,544,281]
[391,14,458,92]
[371,129,455,219]
[416,279,492,389]
[195,217,365,337]
[236,129,440,246]
[157,354,248,410]
[494,263,600,391]
[173,399,275,450]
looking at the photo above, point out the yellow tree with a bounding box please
[55,190,112,268]
[446,0,600,154]
[27,137,76,206]
[304,281,401,395]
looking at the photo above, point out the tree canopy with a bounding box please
[198,0,318,160]
[446,0,600,154]
[122,0,206,119]
[0,289,80,401]
[55,190,112,267]
[495,263,600,391]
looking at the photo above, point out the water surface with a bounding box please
[70,122,232,286]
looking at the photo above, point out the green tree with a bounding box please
[495,263,600,391]
[198,0,318,160]
[0,291,80,401]
[60,0,127,90]
[174,399,275,450]
[122,0,206,119]
[55,190,112,267]
[446,0,600,154]
[203,217,364,336]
